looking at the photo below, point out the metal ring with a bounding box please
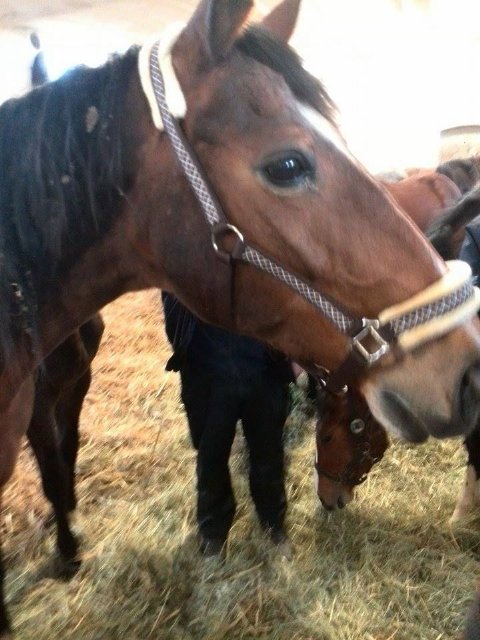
[211,223,245,263]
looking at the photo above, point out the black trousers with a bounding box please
[180,363,289,542]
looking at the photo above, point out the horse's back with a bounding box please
[383,172,461,231]
[437,156,480,195]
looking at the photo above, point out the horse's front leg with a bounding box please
[0,375,35,638]
[55,369,92,514]
[27,394,80,576]
[450,426,480,522]
[0,498,11,640]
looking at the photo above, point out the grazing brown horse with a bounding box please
[1,0,480,634]
[314,379,389,510]
[313,171,462,509]
[314,184,480,511]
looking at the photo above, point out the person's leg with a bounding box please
[241,376,289,541]
[180,365,210,451]
[180,367,239,554]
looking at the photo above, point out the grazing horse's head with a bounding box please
[314,384,389,510]
[125,0,480,443]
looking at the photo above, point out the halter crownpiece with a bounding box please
[138,23,186,129]
[140,30,480,386]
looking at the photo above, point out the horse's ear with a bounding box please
[172,0,253,90]
[208,0,254,60]
[260,0,301,42]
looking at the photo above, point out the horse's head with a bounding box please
[314,385,389,510]
[128,0,480,442]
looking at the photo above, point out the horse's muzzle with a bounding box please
[377,359,480,441]
[376,390,430,443]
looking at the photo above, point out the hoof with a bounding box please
[275,539,293,561]
[450,503,474,524]
[267,527,293,560]
[52,554,82,580]
[266,525,287,545]
[449,509,465,524]
[43,511,56,529]
[450,465,480,524]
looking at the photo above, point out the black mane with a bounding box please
[0,47,139,363]
[0,28,336,367]
[237,25,337,124]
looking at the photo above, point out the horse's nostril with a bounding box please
[337,497,345,509]
[320,497,335,511]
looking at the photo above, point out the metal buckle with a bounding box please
[352,319,390,365]
[211,223,245,263]
[313,365,348,396]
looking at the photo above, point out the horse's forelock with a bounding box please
[235,25,337,125]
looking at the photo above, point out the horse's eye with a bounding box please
[350,418,365,434]
[260,151,314,189]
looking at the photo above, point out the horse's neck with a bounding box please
[29,70,161,360]
[38,210,155,360]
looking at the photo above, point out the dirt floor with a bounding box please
[2,289,480,639]
[1,2,480,638]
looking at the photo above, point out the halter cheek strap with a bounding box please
[138,23,187,129]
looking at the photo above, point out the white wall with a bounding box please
[291,0,480,171]
[1,0,479,172]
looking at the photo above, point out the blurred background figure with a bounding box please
[162,292,293,558]
[30,31,49,88]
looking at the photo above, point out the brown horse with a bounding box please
[314,184,480,511]
[1,0,480,634]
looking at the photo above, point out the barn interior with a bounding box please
[2,2,480,639]
[2,0,480,170]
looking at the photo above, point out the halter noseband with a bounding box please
[314,442,381,487]
[139,33,480,391]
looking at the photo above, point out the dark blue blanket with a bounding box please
[460,217,480,284]
[161,292,293,381]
